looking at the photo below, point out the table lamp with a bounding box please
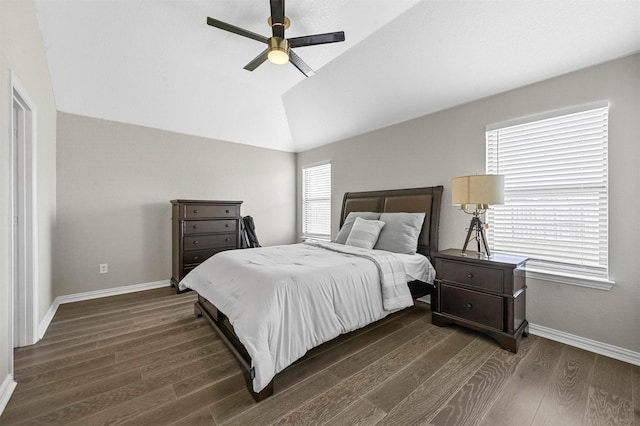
[452,174,504,257]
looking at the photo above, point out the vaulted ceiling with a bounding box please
[34,0,640,152]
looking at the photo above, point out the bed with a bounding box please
[180,185,443,401]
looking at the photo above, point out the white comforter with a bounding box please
[179,241,435,393]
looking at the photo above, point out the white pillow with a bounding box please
[345,217,385,249]
[374,212,426,254]
[334,212,381,244]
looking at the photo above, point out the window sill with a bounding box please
[525,268,615,291]
[300,235,331,242]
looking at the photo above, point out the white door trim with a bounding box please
[9,70,39,354]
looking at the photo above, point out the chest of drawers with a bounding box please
[432,249,528,353]
[171,199,242,292]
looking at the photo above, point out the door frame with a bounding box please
[9,71,39,354]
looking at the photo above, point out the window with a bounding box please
[302,162,331,240]
[486,103,610,285]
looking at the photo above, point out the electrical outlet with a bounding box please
[99,263,108,274]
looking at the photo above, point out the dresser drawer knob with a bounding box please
[193,256,199,261]
[225,223,229,227]
[193,209,199,214]
[466,273,474,279]
[226,209,230,213]
[193,225,198,229]
[193,240,199,245]
[225,238,230,242]
[465,303,473,310]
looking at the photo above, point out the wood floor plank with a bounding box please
[10,334,216,403]
[271,325,449,425]
[364,328,476,412]
[15,320,211,377]
[172,361,242,398]
[428,334,537,426]
[18,354,230,425]
[121,374,246,426]
[66,385,177,426]
[139,341,225,378]
[530,345,596,426]
[583,355,634,426]
[328,315,432,379]
[478,338,565,426]
[373,337,498,426]
[324,398,387,426]
[18,315,197,359]
[14,354,116,389]
[275,319,407,392]
[2,288,636,426]
[170,407,217,426]
[220,370,342,426]
[1,368,142,424]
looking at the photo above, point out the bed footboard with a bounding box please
[194,296,274,402]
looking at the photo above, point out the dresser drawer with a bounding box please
[184,204,240,219]
[184,233,236,250]
[183,248,221,265]
[184,220,237,235]
[439,260,504,293]
[440,284,504,331]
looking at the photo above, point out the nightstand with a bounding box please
[432,248,528,353]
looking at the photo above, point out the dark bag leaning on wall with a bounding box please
[241,216,261,248]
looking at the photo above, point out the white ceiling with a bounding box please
[34,0,640,153]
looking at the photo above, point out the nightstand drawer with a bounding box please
[184,204,240,219]
[184,233,236,250]
[439,260,504,293]
[441,284,504,330]
[184,220,237,235]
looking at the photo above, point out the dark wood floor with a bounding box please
[2,287,638,425]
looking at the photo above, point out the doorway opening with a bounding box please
[10,73,38,353]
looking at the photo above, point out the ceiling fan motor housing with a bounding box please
[268,37,289,64]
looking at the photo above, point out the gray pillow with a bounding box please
[345,217,385,250]
[374,212,426,254]
[334,212,381,244]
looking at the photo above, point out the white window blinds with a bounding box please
[486,104,609,280]
[302,162,331,239]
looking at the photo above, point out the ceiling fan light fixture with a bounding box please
[267,37,289,64]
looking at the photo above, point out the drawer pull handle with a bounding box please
[225,223,229,227]
[193,241,199,245]
[226,209,230,213]
[225,238,230,242]
[193,209,199,214]
[193,256,199,261]
[466,273,474,279]
[193,225,198,229]
[465,303,473,310]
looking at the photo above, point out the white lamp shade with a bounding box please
[452,174,505,205]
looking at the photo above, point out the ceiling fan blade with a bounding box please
[269,0,285,38]
[207,17,268,43]
[288,50,315,78]
[288,31,345,48]
[244,49,269,71]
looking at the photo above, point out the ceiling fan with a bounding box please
[207,0,345,77]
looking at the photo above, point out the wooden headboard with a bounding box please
[340,186,444,260]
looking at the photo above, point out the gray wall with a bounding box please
[297,54,640,353]
[55,113,296,297]
[0,0,57,386]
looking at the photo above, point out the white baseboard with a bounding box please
[0,374,17,417]
[528,323,640,366]
[38,279,171,340]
